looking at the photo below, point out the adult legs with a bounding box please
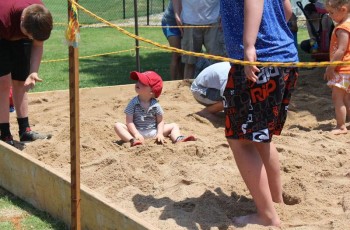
[228,139,281,227]
[168,36,183,80]
[184,63,195,80]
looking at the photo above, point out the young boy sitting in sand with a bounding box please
[114,71,195,147]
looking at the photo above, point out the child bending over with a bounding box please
[324,0,350,135]
[114,71,195,147]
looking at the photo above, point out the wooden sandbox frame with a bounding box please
[0,142,157,230]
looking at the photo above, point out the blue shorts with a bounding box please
[161,20,181,39]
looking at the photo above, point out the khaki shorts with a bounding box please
[181,22,226,64]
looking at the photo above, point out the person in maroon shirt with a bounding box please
[0,0,53,146]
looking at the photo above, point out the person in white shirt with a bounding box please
[191,62,230,114]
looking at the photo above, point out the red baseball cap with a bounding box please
[130,71,163,98]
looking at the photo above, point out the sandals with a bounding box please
[130,138,142,147]
[175,135,196,143]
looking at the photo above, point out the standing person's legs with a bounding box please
[345,92,350,121]
[12,80,29,119]
[0,75,13,144]
[255,141,283,203]
[11,39,51,142]
[204,22,226,58]
[0,39,14,144]
[182,26,202,80]
[168,36,183,80]
[331,87,348,134]
[228,139,281,227]
[0,75,12,124]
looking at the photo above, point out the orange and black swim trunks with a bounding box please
[223,64,298,142]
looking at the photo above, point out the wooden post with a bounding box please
[67,0,81,229]
[134,0,140,71]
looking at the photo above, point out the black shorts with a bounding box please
[0,39,32,81]
[224,64,298,142]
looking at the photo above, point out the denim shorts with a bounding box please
[161,20,181,39]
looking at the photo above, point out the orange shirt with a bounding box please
[330,21,350,73]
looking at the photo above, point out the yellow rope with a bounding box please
[42,49,135,63]
[68,0,350,68]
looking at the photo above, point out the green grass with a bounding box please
[44,0,169,24]
[36,25,315,92]
[37,25,170,92]
[0,187,67,230]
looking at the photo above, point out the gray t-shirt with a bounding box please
[191,62,231,97]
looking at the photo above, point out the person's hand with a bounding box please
[155,134,165,144]
[175,16,183,36]
[244,46,260,82]
[324,67,334,81]
[24,73,42,92]
[134,133,144,143]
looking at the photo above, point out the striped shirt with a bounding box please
[124,96,164,130]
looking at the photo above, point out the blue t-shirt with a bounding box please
[220,0,298,63]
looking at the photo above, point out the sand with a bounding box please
[9,67,350,229]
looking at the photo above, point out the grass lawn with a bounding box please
[0,187,67,230]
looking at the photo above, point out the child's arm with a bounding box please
[243,0,264,82]
[155,115,165,144]
[24,40,44,92]
[126,114,144,142]
[324,29,350,81]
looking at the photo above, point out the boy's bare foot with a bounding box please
[330,128,348,135]
[232,213,281,228]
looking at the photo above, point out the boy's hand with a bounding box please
[156,134,165,144]
[244,46,260,82]
[24,73,42,91]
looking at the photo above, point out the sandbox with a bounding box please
[0,142,157,230]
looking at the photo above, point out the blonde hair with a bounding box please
[326,0,350,8]
[22,4,53,41]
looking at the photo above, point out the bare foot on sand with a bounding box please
[232,214,281,228]
[330,128,348,135]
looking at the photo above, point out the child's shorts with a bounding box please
[139,129,157,139]
[0,39,32,81]
[327,73,350,93]
[223,64,298,142]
